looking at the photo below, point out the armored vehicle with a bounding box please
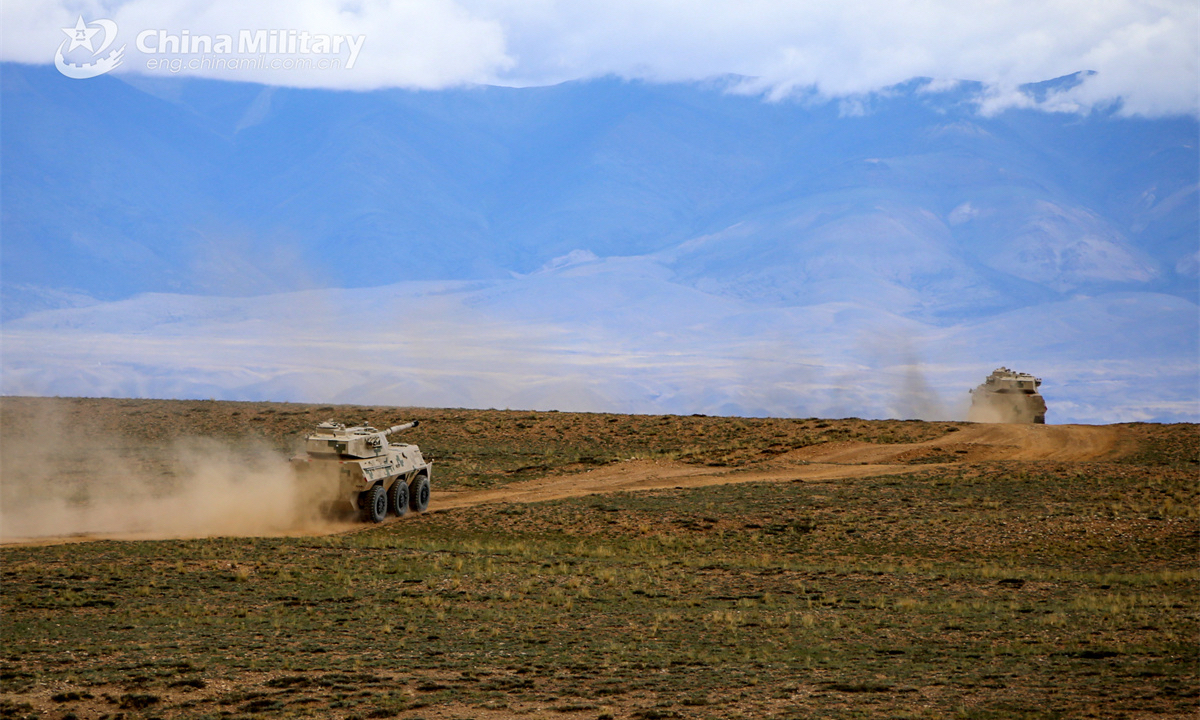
[292,420,432,522]
[968,368,1047,424]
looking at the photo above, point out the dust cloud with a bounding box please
[966,401,1014,423]
[966,395,1037,423]
[850,328,966,421]
[0,414,346,542]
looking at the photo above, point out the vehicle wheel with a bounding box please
[389,479,409,518]
[409,474,430,513]
[361,484,388,523]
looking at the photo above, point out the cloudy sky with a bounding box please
[4,0,1197,116]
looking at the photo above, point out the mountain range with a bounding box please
[1,64,1196,422]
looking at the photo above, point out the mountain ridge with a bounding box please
[3,63,1196,314]
[1,64,1195,421]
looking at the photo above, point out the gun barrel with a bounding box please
[385,421,419,435]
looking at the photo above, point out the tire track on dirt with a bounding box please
[4,424,1133,544]
[430,423,1131,513]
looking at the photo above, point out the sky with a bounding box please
[3,0,1197,117]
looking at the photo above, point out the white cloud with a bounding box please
[2,0,1196,115]
[4,0,512,89]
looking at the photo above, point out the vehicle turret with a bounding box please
[303,420,420,459]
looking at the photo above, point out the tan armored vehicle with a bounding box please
[968,368,1047,424]
[292,420,432,522]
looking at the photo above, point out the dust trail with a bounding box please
[966,401,1015,423]
[850,327,962,421]
[0,407,343,541]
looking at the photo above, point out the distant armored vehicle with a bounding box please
[968,368,1047,424]
[292,420,431,522]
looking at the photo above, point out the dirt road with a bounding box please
[431,423,1131,512]
[2,422,1133,545]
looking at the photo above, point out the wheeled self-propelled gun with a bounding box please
[292,420,432,522]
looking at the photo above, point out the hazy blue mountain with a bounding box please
[3,65,1196,311]
[4,265,1194,422]
[1,64,1196,421]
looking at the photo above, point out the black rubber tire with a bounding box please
[409,474,430,513]
[389,479,409,518]
[361,484,388,523]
